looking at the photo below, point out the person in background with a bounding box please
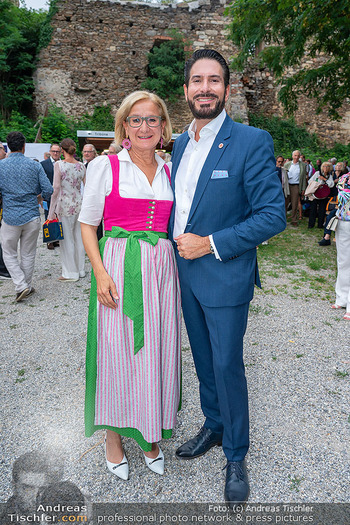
[319,162,347,246]
[108,142,122,155]
[0,141,11,280]
[41,143,62,250]
[0,132,53,301]
[82,144,103,240]
[331,169,350,320]
[305,159,314,180]
[307,161,334,229]
[315,159,322,173]
[82,144,97,167]
[43,152,51,160]
[284,150,307,226]
[48,138,86,282]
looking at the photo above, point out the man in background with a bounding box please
[0,132,53,301]
[82,143,97,167]
[284,150,307,226]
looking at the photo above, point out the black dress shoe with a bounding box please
[53,241,60,247]
[175,427,222,460]
[318,238,331,246]
[47,243,55,250]
[224,461,250,504]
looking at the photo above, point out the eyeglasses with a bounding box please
[50,150,61,154]
[126,116,163,128]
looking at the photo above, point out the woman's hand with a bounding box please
[95,270,119,309]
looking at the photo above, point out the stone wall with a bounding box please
[34,0,247,133]
[34,0,349,145]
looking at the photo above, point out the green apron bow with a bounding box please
[100,226,167,353]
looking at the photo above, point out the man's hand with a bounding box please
[174,233,211,260]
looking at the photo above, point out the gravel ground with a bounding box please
[0,225,349,505]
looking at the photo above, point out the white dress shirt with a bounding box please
[78,148,173,227]
[173,109,226,258]
[287,162,300,184]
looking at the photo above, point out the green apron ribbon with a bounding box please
[102,226,167,354]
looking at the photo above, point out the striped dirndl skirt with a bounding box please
[85,236,181,450]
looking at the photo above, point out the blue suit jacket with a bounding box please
[40,158,54,185]
[169,114,286,307]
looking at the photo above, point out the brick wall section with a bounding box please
[34,0,349,145]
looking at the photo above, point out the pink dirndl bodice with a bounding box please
[103,155,173,232]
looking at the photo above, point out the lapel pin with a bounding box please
[218,143,224,149]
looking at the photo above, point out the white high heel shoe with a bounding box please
[144,445,164,475]
[104,438,129,480]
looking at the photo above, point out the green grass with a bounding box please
[334,370,349,379]
[257,218,337,301]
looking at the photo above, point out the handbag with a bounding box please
[314,184,331,199]
[304,179,321,198]
[42,218,64,243]
[327,215,338,231]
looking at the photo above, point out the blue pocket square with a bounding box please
[211,170,229,179]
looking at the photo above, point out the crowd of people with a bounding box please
[0,49,349,507]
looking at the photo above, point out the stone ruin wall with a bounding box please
[34,0,349,147]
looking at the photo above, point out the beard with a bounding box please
[187,92,226,120]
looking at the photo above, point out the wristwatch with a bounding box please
[209,238,215,255]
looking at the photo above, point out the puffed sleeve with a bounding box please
[78,156,113,226]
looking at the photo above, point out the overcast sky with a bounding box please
[22,0,49,11]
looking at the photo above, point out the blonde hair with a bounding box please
[321,161,333,174]
[115,91,172,146]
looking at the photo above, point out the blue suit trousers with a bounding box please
[179,259,250,462]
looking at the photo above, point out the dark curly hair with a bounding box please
[6,132,25,152]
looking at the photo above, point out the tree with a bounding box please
[226,0,350,119]
[141,30,191,102]
[0,0,46,121]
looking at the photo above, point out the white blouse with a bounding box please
[78,149,173,227]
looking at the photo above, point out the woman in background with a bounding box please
[48,138,86,281]
[331,169,350,320]
[307,161,334,229]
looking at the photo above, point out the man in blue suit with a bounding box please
[170,50,286,503]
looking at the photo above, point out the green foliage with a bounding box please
[141,30,190,101]
[226,0,350,119]
[38,0,59,51]
[0,104,115,156]
[0,0,46,120]
[79,105,115,131]
[0,111,37,142]
[248,113,350,163]
[40,105,77,144]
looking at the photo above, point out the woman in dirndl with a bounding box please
[78,91,181,480]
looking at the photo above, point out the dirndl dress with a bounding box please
[84,155,181,451]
